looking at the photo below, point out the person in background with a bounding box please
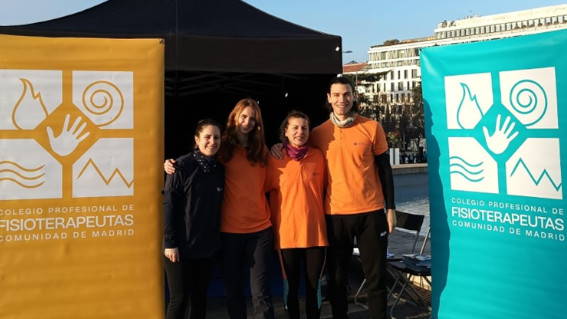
[165,98,274,319]
[265,110,327,319]
[163,119,225,319]
[271,76,397,319]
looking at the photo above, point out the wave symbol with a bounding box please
[449,156,485,182]
[510,158,562,191]
[76,158,133,188]
[0,160,46,188]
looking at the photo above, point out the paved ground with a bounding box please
[393,171,430,237]
[193,170,432,318]
[205,230,432,319]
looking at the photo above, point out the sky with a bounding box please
[0,0,563,63]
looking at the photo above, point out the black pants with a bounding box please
[279,247,326,319]
[164,256,212,319]
[325,210,389,319]
[221,228,274,319]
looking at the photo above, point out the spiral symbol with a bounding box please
[509,79,547,126]
[82,80,124,127]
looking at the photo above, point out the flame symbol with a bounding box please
[12,78,49,130]
[457,83,484,129]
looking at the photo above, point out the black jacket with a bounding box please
[163,152,224,258]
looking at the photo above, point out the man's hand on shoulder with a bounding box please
[269,143,284,159]
[164,159,176,174]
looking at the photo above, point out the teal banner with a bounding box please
[421,29,567,319]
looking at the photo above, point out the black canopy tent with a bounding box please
[0,0,343,156]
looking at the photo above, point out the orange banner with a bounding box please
[0,35,164,319]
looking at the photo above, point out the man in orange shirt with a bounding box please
[311,76,396,319]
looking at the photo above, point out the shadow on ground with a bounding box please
[204,230,432,319]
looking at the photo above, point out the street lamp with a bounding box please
[342,50,353,62]
[341,50,358,85]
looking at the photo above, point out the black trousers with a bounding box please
[325,210,389,319]
[164,256,212,319]
[221,228,275,319]
[279,247,326,319]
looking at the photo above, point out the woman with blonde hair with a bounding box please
[165,98,274,319]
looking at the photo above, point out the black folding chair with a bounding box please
[388,225,431,318]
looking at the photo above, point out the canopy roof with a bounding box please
[0,0,342,74]
[0,0,342,155]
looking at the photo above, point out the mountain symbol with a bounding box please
[76,158,133,188]
[510,157,562,191]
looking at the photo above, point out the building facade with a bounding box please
[346,4,567,154]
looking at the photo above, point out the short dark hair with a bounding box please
[328,75,354,92]
[326,75,359,113]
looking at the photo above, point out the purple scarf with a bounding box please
[284,141,309,161]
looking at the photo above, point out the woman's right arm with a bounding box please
[163,167,182,259]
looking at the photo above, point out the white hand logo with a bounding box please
[47,114,91,156]
[482,114,518,155]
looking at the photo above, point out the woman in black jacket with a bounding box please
[163,119,225,319]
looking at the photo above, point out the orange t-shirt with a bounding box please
[266,148,328,249]
[220,145,271,233]
[310,115,388,215]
